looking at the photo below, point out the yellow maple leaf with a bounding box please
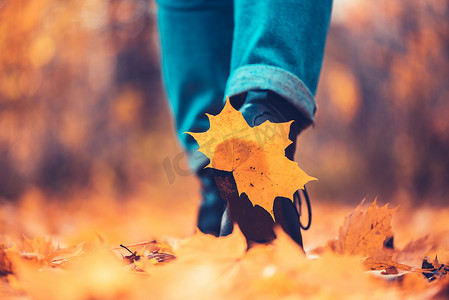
[187,97,316,220]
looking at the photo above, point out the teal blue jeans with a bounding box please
[157,0,332,171]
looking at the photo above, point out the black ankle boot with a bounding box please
[218,90,310,248]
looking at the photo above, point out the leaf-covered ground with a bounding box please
[1,190,448,300]
[1,1,449,299]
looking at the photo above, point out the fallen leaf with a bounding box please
[329,200,397,260]
[187,97,316,219]
[146,251,176,264]
[11,236,57,263]
[5,236,85,270]
[420,256,449,282]
[119,244,141,265]
[50,242,85,267]
[117,242,176,272]
[363,257,412,271]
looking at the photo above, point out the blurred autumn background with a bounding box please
[1,0,449,299]
[2,0,448,208]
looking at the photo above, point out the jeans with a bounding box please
[157,0,332,172]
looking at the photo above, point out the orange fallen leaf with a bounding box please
[187,97,316,219]
[5,236,85,269]
[329,200,397,260]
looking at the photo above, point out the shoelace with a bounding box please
[293,187,312,230]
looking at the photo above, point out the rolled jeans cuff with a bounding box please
[225,65,317,124]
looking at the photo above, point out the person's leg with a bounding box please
[227,0,333,121]
[157,0,234,170]
[221,0,333,245]
[156,0,234,235]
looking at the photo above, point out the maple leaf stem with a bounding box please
[112,241,158,250]
[119,244,134,255]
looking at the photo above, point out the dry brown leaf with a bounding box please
[118,243,176,272]
[6,236,58,266]
[187,97,316,219]
[329,200,397,260]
